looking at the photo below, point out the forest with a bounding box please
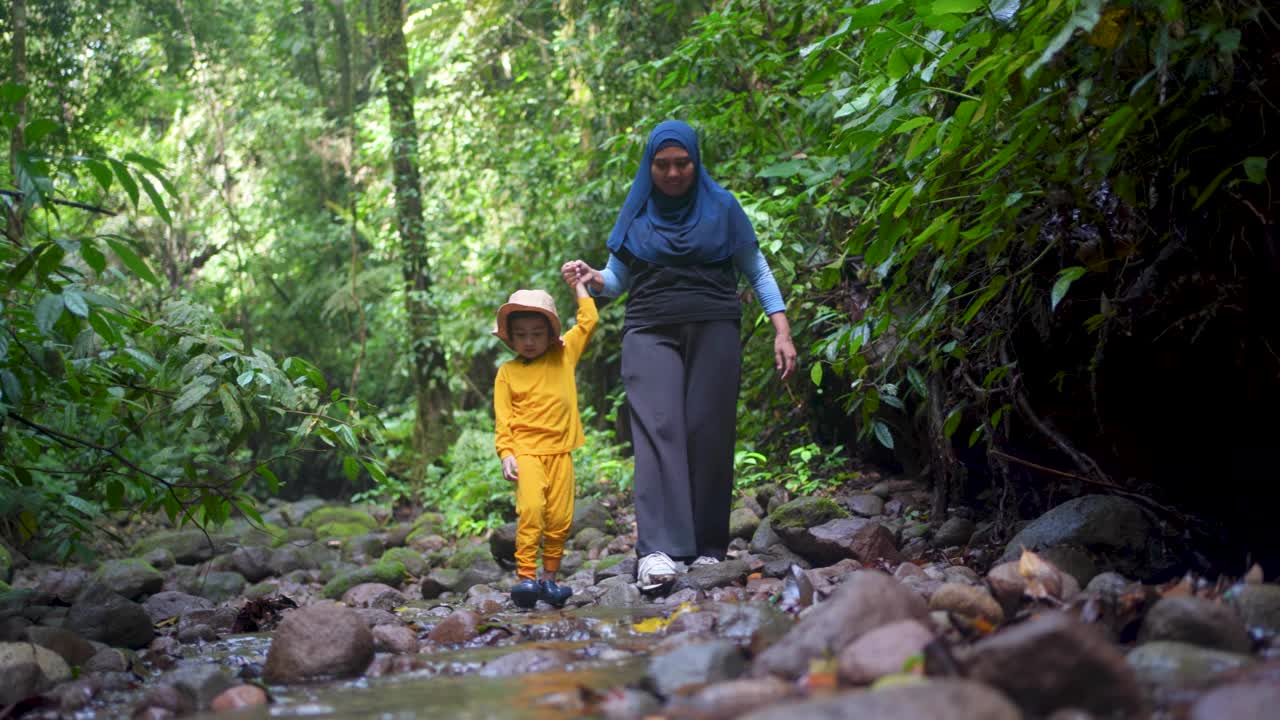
[2,0,1277,590]
[3,1,1279,718]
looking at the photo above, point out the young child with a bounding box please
[492,274,597,608]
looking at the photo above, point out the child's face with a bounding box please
[510,316,551,360]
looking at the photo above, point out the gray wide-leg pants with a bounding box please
[623,320,741,561]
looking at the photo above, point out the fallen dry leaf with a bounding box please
[1017,548,1064,601]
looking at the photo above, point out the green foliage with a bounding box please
[420,411,514,537]
[735,442,856,496]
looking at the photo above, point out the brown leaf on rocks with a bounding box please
[1018,549,1065,602]
[232,595,298,633]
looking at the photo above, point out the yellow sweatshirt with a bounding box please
[494,297,598,458]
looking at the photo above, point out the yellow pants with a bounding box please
[514,453,575,580]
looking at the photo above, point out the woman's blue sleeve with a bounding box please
[590,253,630,298]
[735,245,786,315]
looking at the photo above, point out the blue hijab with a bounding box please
[606,120,757,267]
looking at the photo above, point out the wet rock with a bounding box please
[668,610,717,635]
[1138,596,1251,653]
[156,660,236,711]
[131,529,234,565]
[301,506,378,534]
[372,624,419,654]
[142,591,213,623]
[932,517,976,547]
[228,546,274,583]
[420,568,461,599]
[648,639,746,697]
[479,647,572,677]
[24,626,96,666]
[662,588,707,606]
[380,547,428,577]
[772,497,854,562]
[1126,641,1255,688]
[597,582,643,608]
[177,623,217,644]
[966,611,1142,717]
[139,548,175,571]
[322,560,406,599]
[943,565,981,585]
[94,559,164,600]
[183,570,246,603]
[135,684,193,718]
[66,585,154,649]
[597,688,662,720]
[729,507,761,540]
[717,603,791,654]
[894,562,926,580]
[838,619,935,685]
[37,567,89,603]
[0,641,71,703]
[850,522,903,565]
[670,676,800,720]
[760,546,810,579]
[573,499,614,534]
[488,522,518,566]
[595,555,635,583]
[574,526,607,551]
[753,570,928,679]
[790,517,872,564]
[986,561,1028,616]
[84,647,129,673]
[929,583,1004,623]
[1225,584,1280,634]
[1189,671,1280,720]
[238,522,288,548]
[342,533,386,563]
[266,546,309,576]
[672,559,749,593]
[263,604,374,683]
[342,582,408,611]
[843,494,886,518]
[1085,571,1134,597]
[999,494,1172,583]
[408,532,448,554]
[177,607,238,642]
[427,609,482,645]
[352,607,403,629]
[210,684,268,711]
[749,518,783,554]
[739,678,1020,720]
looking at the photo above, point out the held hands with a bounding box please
[501,456,519,483]
[560,260,603,293]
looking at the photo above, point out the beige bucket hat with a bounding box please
[493,289,563,350]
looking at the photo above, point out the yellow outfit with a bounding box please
[494,296,598,579]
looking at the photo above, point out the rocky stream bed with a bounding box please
[2,476,1278,719]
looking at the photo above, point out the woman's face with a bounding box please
[650,145,695,197]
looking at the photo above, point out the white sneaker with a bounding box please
[637,551,678,589]
[690,556,720,568]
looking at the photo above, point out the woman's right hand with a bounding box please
[561,260,603,292]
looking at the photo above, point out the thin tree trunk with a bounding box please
[376,0,447,459]
[7,0,27,244]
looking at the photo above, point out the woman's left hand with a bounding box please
[774,332,798,379]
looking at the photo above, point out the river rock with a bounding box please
[838,619,935,684]
[489,522,518,567]
[94,559,164,600]
[670,676,800,720]
[342,582,407,611]
[210,684,269,711]
[1226,583,1280,634]
[480,648,573,677]
[929,583,1004,623]
[1188,668,1280,720]
[66,585,154,649]
[131,529,234,565]
[24,625,97,666]
[228,546,275,583]
[372,624,419,654]
[0,641,72,704]
[750,518,782,554]
[647,639,745,696]
[573,499,613,534]
[263,604,374,683]
[753,570,928,679]
[156,660,236,711]
[427,609,482,645]
[739,678,1020,720]
[420,568,461,599]
[36,568,89,604]
[1138,595,1251,653]
[1126,641,1255,688]
[932,517,976,547]
[965,611,1142,716]
[729,507,761,540]
[672,559,749,593]
[142,591,213,623]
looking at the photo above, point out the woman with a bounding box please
[562,119,797,590]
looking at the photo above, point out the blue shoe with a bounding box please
[511,579,540,609]
[538,579,572,608]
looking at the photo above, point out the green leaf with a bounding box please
[0,370,22,404]
[960,274,1007,324]
[7,241,49,286]
[1051,266,1087,311]
[108,159,140,207]
[80,242,106,273]
[893,116,933,135]
[24,118,59,145]
[0,82,28,104]
[104,237,161,285]
[136,173,173,224]
[932,0,983,13]
[62,288,89,318]
[218,385,244,433]
[173,375,216,414]
[336,424,358,452]
[757,159,806,178]
[943,404,965,439]
[907,367,928,397]
[1215,28,1241,54]
[64,494,98,518]
[887,48,911,81]
[872,420,895,449]
[810,362,823,386]
[257,466,281,494]
[1024,0,1104,79]
[237,370,255,387]
[361,460,389,484]
[106,480,125,508]
[1243,156,1267,184]
[35,294,64,335]
[343,455,361,481]
[84,159,113,193]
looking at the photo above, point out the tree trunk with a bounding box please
[7,0,27,244]
[375,0,447,459]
